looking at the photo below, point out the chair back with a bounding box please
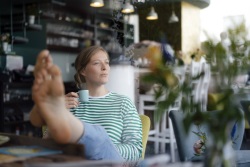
[240,100,250,126]
[139,114,151,159]
[190,61,211,111]
[231,107,245,150]
[169,108,245,162]
[169,110,205,161]
[199,63,211,111]
[230,93,250,149]
[190,60,204,104]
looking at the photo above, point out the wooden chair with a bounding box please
[139,66,186,162]
[189,61,211,111]
[139,114,151,159]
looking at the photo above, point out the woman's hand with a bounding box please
[65,92,79,109]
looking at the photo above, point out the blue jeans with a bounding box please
[78,122,124,161]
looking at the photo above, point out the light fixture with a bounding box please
[90,0,104,8]
[168,11,179,23]
[146,7,158,20]
[168,2,178,23]
[121,2,134,14]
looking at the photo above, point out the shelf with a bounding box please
[1,22,43,32]
[13,36,29,44]
[26,23,43,30]
[4,100,33,106]
[46,18,82,26]
[96,26,124,33]
[46,18,94,29]
[41,11,56,19]
[47,45,81,53]
[4,120,30,125]
[95,11,125,23]
[46,32,94,41]
[0,13,23,21]
[3,82,33,88]
[41,4,134,53]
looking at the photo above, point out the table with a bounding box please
[0,133,85,166]
[0,133,204,167]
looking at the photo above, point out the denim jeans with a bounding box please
[78,122,124,161]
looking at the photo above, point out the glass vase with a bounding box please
[205,140,236,167]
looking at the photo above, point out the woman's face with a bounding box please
[81,50,110,86]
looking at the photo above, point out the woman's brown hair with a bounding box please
[74,46,108,88]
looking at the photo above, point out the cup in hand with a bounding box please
[78,90,89,102]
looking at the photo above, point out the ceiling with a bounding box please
[134,0,210,8]
[70,0,210,12]
[0,0,210,15]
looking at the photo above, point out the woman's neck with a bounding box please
[86,85,109,97]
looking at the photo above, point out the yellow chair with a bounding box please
[139,114,151,159]
[42,126,47,137]
[208,93,250,129]
[207,93,225,111]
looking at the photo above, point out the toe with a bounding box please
[36,50,50,63]
[34,50,53,74]
[49,65,61,77]
[48,65,64,96]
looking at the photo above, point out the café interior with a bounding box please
[1,0,250,166]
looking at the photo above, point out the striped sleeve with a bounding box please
[115,97,142,161]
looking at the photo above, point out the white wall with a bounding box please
[200,0,250,42]
[50,53,136,104]
[105,65,135,104]
[50,51,77,82]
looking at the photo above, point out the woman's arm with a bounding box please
[116,98,143,161]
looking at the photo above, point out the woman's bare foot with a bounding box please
[34,50,53,76]
[30,50,53,127]
[32,64,73,144]
[32,63,84,144]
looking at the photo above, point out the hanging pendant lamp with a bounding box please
[90,0,104,8]
[168,2,178,23]
[146,7,158,20]
[168,11,178,23]
[121,2,134,14]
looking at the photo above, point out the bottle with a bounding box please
[3,85,10,102]
[15,127,20,135]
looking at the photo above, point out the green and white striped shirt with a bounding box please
[70,92,142,161]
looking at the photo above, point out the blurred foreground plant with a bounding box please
[142,20,250,167]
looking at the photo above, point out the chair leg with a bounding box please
[154,122,160,154]
[160,112,167,154]
[169,119,176,162]
[159,111,176,162]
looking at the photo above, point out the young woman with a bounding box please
[30,47,142,161]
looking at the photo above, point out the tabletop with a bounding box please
[0,133,85,167]
[0,133,204,167]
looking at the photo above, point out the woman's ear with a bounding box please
[80,69,86,77]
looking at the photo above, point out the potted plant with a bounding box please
[1,33,11,53]
[26,4,37,24]
[142,20,250,167]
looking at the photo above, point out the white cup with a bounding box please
[78,90,89,102]
[28,15,35,24]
